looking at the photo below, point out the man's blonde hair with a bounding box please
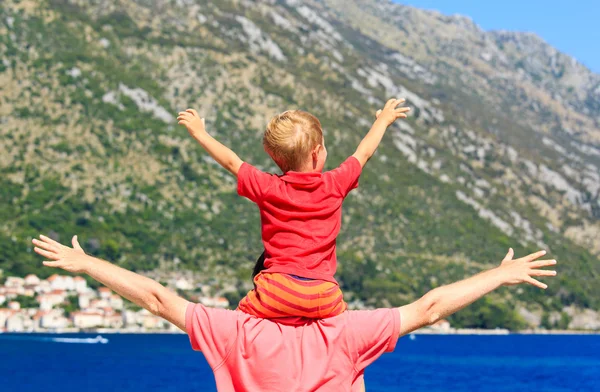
[263,110,323,172]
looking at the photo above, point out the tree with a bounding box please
[13,294,38,309]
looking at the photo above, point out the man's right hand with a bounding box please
[375,98,410,126]
[496,248,557,289]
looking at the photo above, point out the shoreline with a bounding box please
[412,328,600,336]
[1,328,598,335]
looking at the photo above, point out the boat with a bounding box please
[51,335,109,344]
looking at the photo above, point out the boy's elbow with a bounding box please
[352,150,371,167]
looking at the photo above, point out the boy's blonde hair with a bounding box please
[263,110,323,172]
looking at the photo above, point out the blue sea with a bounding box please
[1,333,599,391]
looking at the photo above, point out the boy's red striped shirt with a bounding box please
[237,156,362,283]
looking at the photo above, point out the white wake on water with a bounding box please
[0,335,109,344]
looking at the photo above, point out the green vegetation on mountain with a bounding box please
[1,0,599,329]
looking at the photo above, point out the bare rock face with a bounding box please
[517,307,542,328]
[565,306,600,330]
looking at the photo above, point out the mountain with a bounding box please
[1,0,599,329]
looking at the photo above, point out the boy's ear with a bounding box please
[312,144,322,160]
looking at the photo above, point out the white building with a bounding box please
[431,319,452,332]
[72,311,104,329]
[8,301,20,310]
[140,310,165,330]
[41,311,69,330]
[200,296,230,308]
[0,308,16,329]
[104,312,123,329]
[37,290,67,311]
[23,288,35,297]
[36,280,52,294]
[175,277,193,291]
[109,294,123,311]
[6,311,33,332]
[122,310,140,327]
[73,276,87,292]
[89,298,110,309]
[5,277,25,288]
[78,292,95,309]
[24,274,41,286]
[47,274,75,291]
[3,287,23,298]
[98,287,112,299]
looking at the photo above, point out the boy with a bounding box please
[177,99,410,320]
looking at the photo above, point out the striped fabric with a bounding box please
[237,272,347,320]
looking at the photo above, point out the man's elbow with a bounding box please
[420,293,442,327]
[145,294,162,316]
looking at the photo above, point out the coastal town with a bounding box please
[0,272,229,333]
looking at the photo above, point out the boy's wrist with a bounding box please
[374,116,392,127]
[190,127,208,139]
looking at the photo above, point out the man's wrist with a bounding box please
[80,254,99,274]
[488,266,509,287]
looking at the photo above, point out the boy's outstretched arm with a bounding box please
[397,248,557,337]
[352,98,410,168]
[178,109,243,176]
[32,235,189,332]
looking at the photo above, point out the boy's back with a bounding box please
[238,156,362,282]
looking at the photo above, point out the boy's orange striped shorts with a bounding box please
[237,272,347,319]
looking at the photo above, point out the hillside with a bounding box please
[1,0,599,329]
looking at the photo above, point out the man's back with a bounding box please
[185,303,400,392]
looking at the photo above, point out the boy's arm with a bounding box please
[397,248,557,337]
[178,109,244,176]
[32,235,189,332]
[352,98,410,168]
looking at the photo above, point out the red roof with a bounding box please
[74,276,85,281]
[72,311,103,317]
[47,274,60,282]
[33,310,48,320]
[0,309,17,317]
[98,287,111,293]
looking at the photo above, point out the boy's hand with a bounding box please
[32,235,91,274]
[177,109,206,138]
[375,98,410,126]
[496,248,557,289]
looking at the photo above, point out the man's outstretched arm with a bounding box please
[398,248,557,337]
[32,235,189,332]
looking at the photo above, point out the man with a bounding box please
[32,234,556,391]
